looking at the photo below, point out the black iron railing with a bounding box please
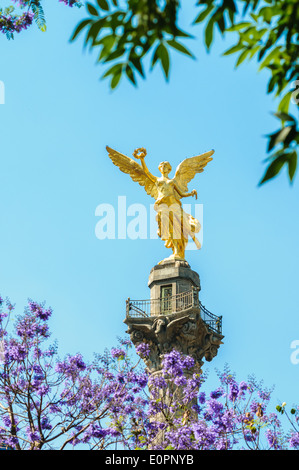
[126,288,222,334]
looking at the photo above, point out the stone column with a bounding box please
[124,260,224,444]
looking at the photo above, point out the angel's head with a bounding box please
[158,161,172,176]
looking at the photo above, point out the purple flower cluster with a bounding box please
[28,300,52,321]
[289,432,299,449]
[162,349,195,376]
[0,11,34,37]
[110,347,126,359]
[136,342,150,358]
[1,0,83,39]
[56,353,87,377]
[0,295,298,450]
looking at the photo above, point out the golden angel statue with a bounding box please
[106,146,214,263]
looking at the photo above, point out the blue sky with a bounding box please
[0,0,298,410]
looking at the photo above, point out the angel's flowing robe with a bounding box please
[154,194,201,259]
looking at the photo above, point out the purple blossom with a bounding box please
[0,12,34,36]
[135,372,148,388]
[55,353,86,377]
[2,416,12,428]
[26,428,40,442]
[111,347,126,359]
[210,388,223,399]
[207,398,224,416]
[1,0,82,40]
[29,301,52,321]
[162,350,195,377]
[198,392,206,404]
[239,381,248,390]
[0,296,298,450]
[5,341,27,362]
[228,382,239,401]
[136,342,150,358]
[265,429,281,449]
[289,432,299,449]
[40,417,52,430]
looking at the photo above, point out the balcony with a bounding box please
[126,288,222,334]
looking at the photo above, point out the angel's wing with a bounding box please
[174,150,214,192]
[106,146,158,199]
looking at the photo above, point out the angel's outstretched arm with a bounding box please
[174,183,197,199]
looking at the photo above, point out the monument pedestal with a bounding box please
[124,260,223,374]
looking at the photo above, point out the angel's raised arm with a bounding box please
[138,155,156,184]
[106,146,158,200]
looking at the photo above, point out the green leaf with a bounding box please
[31,2,46,32]
[223,43,243,56]
[151,44,160,68]
[102,34,116,48]
[193,4,214,24]
[216,15,226,34]
[235,48,250,67]
[159,44,170,79]
[70,19,92,41]
[98,34,116,52]
[125,64,137,86]
[259,6,273,23]
[103,48,126,63]
[259,154,288,185]
[277,91,292,114]
[205,16,215,50]
[267,130,281,152]
[167,39,194,58]
[226,22,252,32]
[86,2,99,16]
[97,0,109,10]
[110,67,123,89]
[130,56,145,78]
[102,63,123,78]
[287,151,297,182]
[267,74,280,94]
[274,112,295,124]
[85,20,105,47]
[258,46,281,71]
[250,13,259,22]
[152,43,170,79]
[249,45,260,58]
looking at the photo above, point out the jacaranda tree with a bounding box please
[0,0,82,38]
[0,295,298,450]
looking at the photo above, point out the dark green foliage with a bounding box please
[72,0,299,185]
[71,0,192,87]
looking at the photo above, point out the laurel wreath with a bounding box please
[133,148,147,159]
